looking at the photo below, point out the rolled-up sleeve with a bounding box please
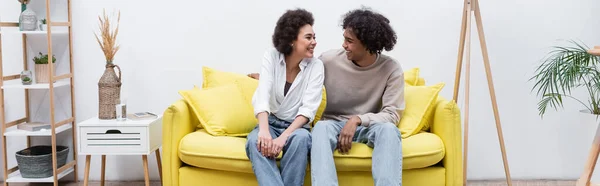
[252,50,275,117]
[296,60,325,123]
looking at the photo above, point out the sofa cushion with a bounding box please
[398,82,445,139]
[201,66,327,127]
[179,130,444,173]
[404,67,425,86]
[179,83,257,137]
[202,66,259,106]
[332,132,445,171]
[179,129,257,173]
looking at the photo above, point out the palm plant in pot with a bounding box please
[531,40,600,186]
[531,40,600,117]
[33,52,56,83]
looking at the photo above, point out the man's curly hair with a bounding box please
[272,9,314,56]
[342,7,397,54]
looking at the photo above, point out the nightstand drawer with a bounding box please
[79,126,148,154]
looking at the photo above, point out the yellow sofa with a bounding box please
[161,67,463,186]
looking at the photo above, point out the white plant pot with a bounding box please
[39,24,47,31]
[577,110,600,185]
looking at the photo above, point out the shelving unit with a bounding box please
[0,0,77,186]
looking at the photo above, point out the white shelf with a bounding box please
[4,123,72,137]
[6,167,74,183]
[1,80,70,89]
[0,30,68,35]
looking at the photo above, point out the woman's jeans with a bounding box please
[245,114,311,186]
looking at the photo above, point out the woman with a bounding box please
[245,8,324,186]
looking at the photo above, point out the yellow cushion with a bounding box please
[201,66,327,128]
[178,83,257,136]
[332,132,444,171]
[404,67,425,86]
[179,130,443,172]
[398,82,445,138]
[312,87,327,127]
[202,66,259,105]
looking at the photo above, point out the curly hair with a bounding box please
[272,9,314,56]
[342,7,397,54]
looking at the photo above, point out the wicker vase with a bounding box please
[98,64,121,120]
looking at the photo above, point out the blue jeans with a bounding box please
[245,115,311,186]
[310,120,402,186]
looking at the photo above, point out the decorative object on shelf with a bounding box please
[115,98,127,121]
[20,70,32,85]
[33,52,56,83]
[17,122,51,131]
[18,2,37,31]
[95,9,122,120]
[15,145,69,178]
[18,0,30,12]
[39,18,47,31]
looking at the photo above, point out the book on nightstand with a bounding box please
[127,112,158,120]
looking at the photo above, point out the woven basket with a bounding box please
[15,145,69,178]
[35,63,56,83]
[98,64,121,119]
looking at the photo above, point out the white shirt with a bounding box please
[252,48,325,124]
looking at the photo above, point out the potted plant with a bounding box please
[33,52,56,83]
[531,40,600,116]
[39,18,46,31]
[20,70,32,85]
[95,9,122,119]
[531,40,600,185]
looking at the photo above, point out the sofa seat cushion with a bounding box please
[179,129,256,173]
[178,130,444,173]
[333,132,445,171]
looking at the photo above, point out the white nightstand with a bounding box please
[77,115,163,186]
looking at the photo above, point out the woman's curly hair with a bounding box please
[272,9,314,56]
[342,8,397,54]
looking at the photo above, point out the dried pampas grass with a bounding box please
[94,9,120,65]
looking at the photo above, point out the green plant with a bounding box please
[40,19,46,24]
[531,40,600,116]
[33,52,56,64]
[21,76,30,82]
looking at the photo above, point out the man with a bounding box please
[310,7,404,186]
[248,7,404,186]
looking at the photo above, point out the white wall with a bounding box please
[1,0,600,182]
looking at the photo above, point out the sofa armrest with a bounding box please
[430,97,463,186]
[162,99,198,186]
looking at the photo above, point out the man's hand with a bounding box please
[248,73,260,80]
[257,129,273,158]
[270,135,288,158]
[338,116,361,154]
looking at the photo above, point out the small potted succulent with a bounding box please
[33,52,56,83]
[20,70,32,85]
[39,19,47,31]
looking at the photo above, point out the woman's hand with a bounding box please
[247,73,260,80]
[257,129,273,157]
[270,135,288,158]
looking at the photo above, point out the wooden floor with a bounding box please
[0,180,582,186]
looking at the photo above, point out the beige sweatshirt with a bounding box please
[318,48,405,127]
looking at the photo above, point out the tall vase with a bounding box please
[98,63,121,120]
[18,5,37,31]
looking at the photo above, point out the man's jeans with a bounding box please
[311,120,402,186]
[245,115,311,186]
